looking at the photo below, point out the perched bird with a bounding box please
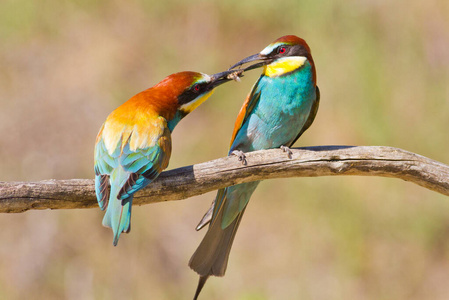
[94,70,237,246]
[189,35,320,299]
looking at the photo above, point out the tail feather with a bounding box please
[102,167,133,246]
[189,206,246,277]
[190,183,258,299]
[102,195,133,246]
[193,276,209,300]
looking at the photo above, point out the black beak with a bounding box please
[209,70,243,88]
[228,53,274,72]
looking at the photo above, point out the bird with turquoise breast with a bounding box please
[94,70,236,246]
[189,35,320,299]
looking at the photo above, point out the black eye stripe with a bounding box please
[271,44,308,57]
[178,83,207,105]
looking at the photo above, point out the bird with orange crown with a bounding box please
[94,70,238,246]
[190,35,320,299]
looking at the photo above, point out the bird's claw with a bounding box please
[231,150,247,165]
[280,145,293,159]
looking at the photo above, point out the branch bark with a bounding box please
[1,146,448,213]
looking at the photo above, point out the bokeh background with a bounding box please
[1,0,449,299]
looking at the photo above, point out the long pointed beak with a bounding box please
[209,70,243,88]
[228,53,273,72]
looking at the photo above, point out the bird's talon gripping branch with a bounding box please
[231,150,247,165]
[280,145,293,159]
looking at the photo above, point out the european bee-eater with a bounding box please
[94,70,236,246]
[189,35,320,298]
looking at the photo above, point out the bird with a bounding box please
[189,35,320,299]
[94,70,238,246]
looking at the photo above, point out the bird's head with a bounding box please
[171,70,238,114]
[229,35,315,80]
[154,70,238,115]
[151,70,240,130]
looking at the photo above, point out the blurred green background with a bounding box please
[1,0,449,299]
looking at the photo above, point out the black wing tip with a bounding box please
[98,175,110,210]
[118,173,139,199]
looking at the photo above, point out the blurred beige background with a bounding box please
[1,0,449,299]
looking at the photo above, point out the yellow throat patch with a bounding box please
[179,90,214,113]
[263,56,307,78]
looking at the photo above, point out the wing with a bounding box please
[95,110,171,244]
[94,123,116,210]
[228,76,263,149]
[94,111,172,207]
[118,124,171,200]
[289,85,320,147]
[214,181,259,228]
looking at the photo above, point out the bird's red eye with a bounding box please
[278,47,286,54]
[193,84,201,92]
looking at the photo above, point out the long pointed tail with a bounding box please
[193,276,209,300]
[102,167,133,246]
[189,204,246,278]
[189,182,259,299]
[102,195,133,246]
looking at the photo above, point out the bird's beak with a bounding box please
[209,70,244,88]
[228,53,274,72]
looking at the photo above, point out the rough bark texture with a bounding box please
[1,146,448,213]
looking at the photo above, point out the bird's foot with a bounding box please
[231,150,247,165]
[280,145,293,159]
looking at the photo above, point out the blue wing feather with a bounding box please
[94,124,170,245]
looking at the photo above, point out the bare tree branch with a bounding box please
[1,146,448,213]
